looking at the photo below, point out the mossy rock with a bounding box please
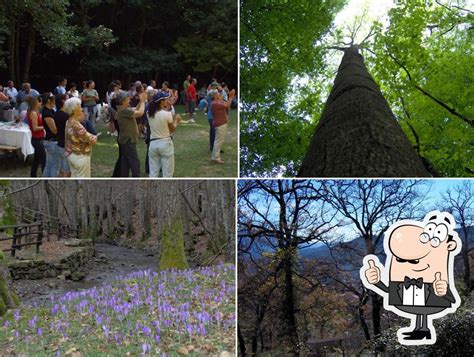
[0,261,19,316]
[0,251,4,261]
[158,217,189,271]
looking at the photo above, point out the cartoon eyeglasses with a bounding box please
[419,222,449,247]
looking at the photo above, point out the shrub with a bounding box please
[364,301,474,356]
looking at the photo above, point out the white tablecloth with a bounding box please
[0,123,34,159]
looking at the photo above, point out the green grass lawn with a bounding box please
[1,105,238,178]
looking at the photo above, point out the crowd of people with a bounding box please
[0,75,236,177]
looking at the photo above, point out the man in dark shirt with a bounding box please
[54,94,71,177]
[41,92,59,177]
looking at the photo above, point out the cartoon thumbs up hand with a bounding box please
[434,272,448,296]
[365,259,381,285]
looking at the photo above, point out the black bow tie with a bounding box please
[404,276,423,289]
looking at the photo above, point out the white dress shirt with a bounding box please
[402,284,426,306]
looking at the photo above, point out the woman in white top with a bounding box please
[147,92,181,177]
[67,83,80,98]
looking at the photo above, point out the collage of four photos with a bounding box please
[0,0,472,356]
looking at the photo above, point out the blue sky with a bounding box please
[242,179,472,244]
[423,179,467,205]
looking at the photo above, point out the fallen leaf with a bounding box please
[65,347,76,355]
[177,346,189,355]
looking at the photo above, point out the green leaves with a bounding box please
[174,0,237,74]
[240,0,347,176]
[241,0,472,177]
[369,0,473,176]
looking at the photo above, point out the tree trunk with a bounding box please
[0,258,20,316]
[9,20,16,83]
[15,23,20,85]
[461,224,471,291]
[77,181,88,237]
[0,182,20,315]
[298,45,429,177]
[372,294,383,337]
[358,294,371,341]
[282,251,300,355]
[238,324,247,357]
[364,235,383,338]
[22,24,36,83]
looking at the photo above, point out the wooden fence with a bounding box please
[0,222,44,256]
[1,206,82,256]
[14,205,80,241]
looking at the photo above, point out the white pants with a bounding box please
[67,152,91,177]
[148,138,175,177]
[211,124,227,160]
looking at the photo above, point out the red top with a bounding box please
[28,111,45,139]
[187,84,197,101]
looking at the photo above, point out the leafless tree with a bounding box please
[441,181,473,292]
[238,179,339,355]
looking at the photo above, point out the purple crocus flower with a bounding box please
[28,315,38,328]
[114,331,121,345]
[102,324,110,338]
[141,342,150,356]
[142,325,151,337]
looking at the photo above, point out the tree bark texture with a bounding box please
[299,46,429,177]
[461,224,471,291]
[282,252,300,356]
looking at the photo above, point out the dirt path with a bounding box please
[13,243,157,307]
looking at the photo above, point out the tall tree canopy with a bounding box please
[0,0,237,91]
[240,0,347,176]
[240,0,473,177]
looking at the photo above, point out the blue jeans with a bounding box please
[57,146,70,174]
[43,140,62,177]
[84,105,98,132]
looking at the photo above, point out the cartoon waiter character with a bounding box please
[360,211,462,345]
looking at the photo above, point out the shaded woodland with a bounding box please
[237,179,473,356]
[0,0,237,92]
[2,180,235,266]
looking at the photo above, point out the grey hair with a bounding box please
[64,97,82,115]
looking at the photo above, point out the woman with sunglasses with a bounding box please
[41,92,60,177]
[25,94,46,177]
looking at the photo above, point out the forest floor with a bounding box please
[1,244,236,356]
[11,243,157,306]
[1,105,238,177]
